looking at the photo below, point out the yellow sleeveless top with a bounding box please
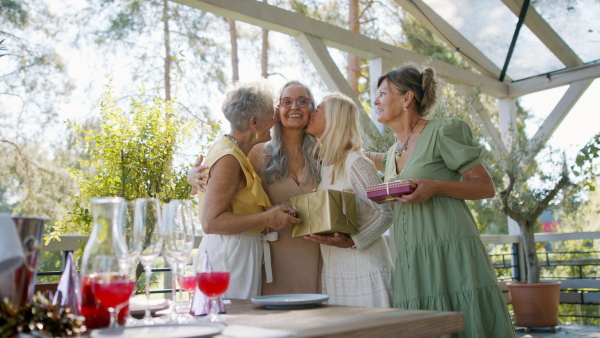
[197,136,271,233]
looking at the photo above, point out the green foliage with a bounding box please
[573,132,600,191]
[48,78,202,240]
[400,13,472,70]
[0,0,29,27]
[78,0,227,124]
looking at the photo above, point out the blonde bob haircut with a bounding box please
[317,92,363,184]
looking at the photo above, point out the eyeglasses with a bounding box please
[279,97,311,108]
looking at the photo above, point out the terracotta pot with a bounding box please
[507,281,561,327]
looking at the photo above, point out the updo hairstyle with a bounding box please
[377,63,441,116]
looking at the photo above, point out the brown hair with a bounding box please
[377,63,441,116]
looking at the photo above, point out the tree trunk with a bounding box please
[520,220,541,284]
[347,0,360,95]
[163,0,171,102]
[227,18,239,83]
[262,0,269,78]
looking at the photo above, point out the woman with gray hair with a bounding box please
[189,81,323,295]
[249,81,322,295]
[197,80,301,299]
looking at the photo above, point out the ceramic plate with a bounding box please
[251,294,329,309]
[128,296,169,318]
[90,323,224,338]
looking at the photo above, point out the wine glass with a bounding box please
[90,256,136,328]
[134,197,163,325]
[180,251,198,310]
[163,199,196,323]
[121,200,142,326]
[197,251,230,322]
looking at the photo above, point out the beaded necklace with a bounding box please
[394,118,420,157]
[225,134,239,148]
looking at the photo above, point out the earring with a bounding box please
[403,107,407,111]
[255,131,259,139]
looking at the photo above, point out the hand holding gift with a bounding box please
[290,190,357,238]
[366,180,416,204]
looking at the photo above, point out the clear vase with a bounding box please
[80,197,128,330]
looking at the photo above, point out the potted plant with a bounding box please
[498,133,600,328]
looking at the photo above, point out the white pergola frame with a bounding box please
[171,0,598,275]
[172,0,599,159]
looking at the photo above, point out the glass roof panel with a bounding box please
[531,0,600,64]
[423,0,515,71]
[506,23,564,80]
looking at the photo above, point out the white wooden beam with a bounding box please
[509,62,600,97]
[394,0,505,80]
[454,85,507,158]
[526,79,593,158]
[369,57,392,134]
[498,98,517,151]
[502,0,583,69]
[171,0,509,97]
[294,33,381,146]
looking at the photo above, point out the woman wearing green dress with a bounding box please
[365,63,515,338]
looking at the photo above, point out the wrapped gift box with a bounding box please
[366,180,415,204]
[290,190,358,238]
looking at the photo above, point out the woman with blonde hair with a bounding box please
[305,92,393,307]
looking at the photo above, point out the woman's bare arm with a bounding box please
[396,164,495,204]
[201,155,301,234]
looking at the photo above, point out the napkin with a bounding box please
[189,285,226,316]
[221,325,296,338]
[53,252,81,314]
[0,214,24,277]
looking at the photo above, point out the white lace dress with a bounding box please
[318,151,394,307]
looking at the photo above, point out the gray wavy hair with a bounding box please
[222,79,275,132]
[263,81,320,184]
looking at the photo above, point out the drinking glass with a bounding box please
[122,201,142,326]
[90,256,136,328]
[197,251,230,322]
[163,199,196,323]
[134,197,163,325]
[180,252,198,309]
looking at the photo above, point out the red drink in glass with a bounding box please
[181,276,197,292]
[80,276,129,330]
[92,280,136,309]
[197,272,230,297]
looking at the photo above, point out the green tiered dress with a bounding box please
[383,118,514,338]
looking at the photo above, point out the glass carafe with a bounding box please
[80,197,128,330]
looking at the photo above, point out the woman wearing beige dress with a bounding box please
[189,81,323,295]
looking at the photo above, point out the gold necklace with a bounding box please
[395,118,420,157]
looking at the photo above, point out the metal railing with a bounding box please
[38,232,600,318]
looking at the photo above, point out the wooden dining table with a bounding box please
[218,299,464,337]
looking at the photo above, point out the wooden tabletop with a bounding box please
[221,299,464,338]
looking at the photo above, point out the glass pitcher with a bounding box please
[80,197,129,330]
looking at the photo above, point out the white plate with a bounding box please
[90,323,224,338]
[128,297,170,318]
[251,294,329,309]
